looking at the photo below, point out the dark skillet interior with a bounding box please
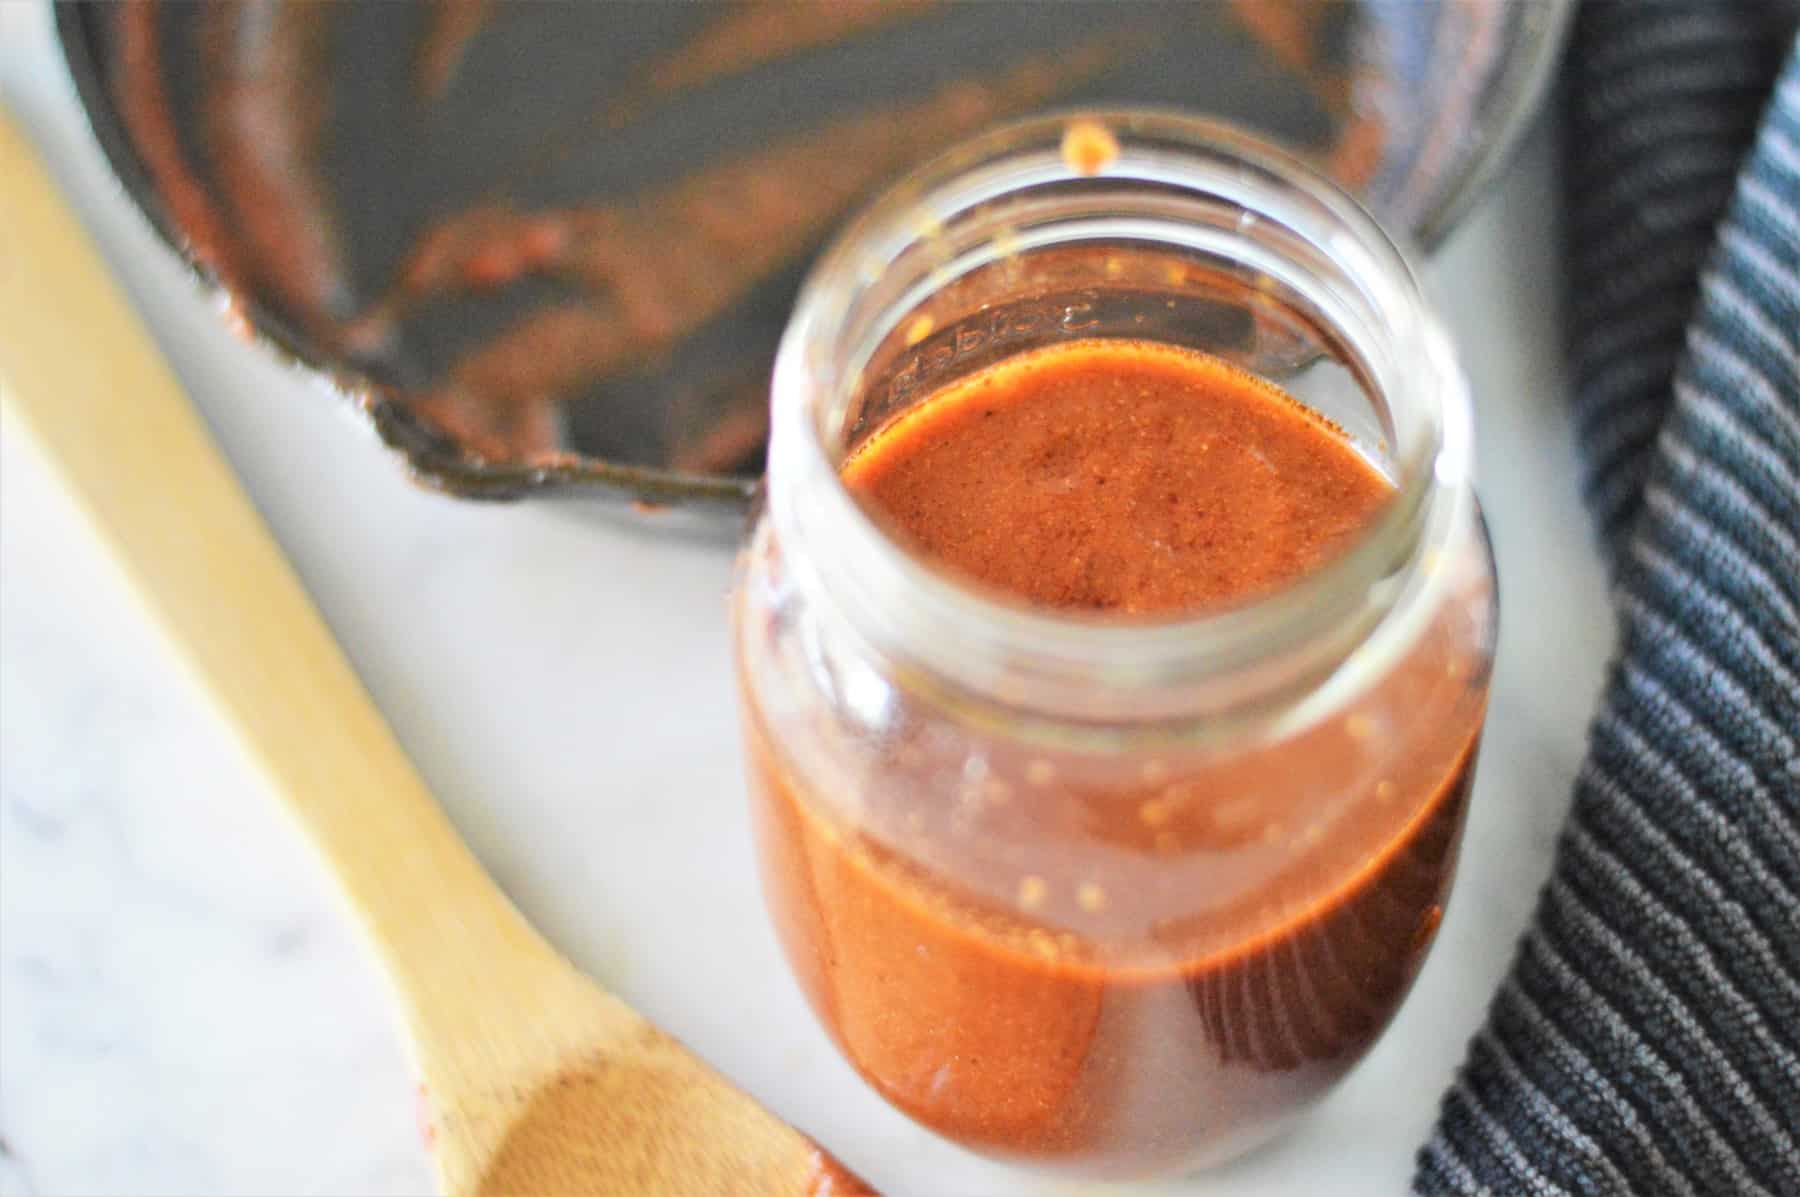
[57,2,1556,508]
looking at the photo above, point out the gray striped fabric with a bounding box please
[1414,6,1800,1196]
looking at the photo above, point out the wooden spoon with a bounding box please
[0,108,868,1197]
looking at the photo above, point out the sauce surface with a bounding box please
[841,341,1390,612]
[746,339,1482,1174]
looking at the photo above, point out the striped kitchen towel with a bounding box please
[1414,5,1800,1196]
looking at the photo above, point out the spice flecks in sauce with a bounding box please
[1060,118,1119,175]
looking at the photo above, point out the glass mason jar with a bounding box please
[732,111,1496,1179]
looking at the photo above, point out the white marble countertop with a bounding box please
[0,6,1613,1194]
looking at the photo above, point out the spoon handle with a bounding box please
[0,109,548,1019]
[0,110,880,1197]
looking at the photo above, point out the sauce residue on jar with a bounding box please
[745,339,1484,1174]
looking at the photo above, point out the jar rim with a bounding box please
[767,109,1475,734]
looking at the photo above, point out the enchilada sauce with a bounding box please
[745,340,1479,1172]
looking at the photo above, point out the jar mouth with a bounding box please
[768,109,1473,733]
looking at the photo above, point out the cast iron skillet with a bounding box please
[56,1,1569,511]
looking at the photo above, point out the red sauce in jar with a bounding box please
[841,340,1390,612]
[745,340,1481,1174]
